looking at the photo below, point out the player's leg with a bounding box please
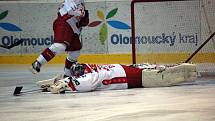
[141,63,198,87]
[30,16,72,74]
[121,65,143,89]
[64,50,80,77]
[63,31,82,77]
[30,43,66,74]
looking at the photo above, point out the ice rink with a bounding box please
[0,64,215,121]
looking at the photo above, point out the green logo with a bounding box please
[88,8,130,45]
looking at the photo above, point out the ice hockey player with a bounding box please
[30,0,89,78]
[36,63,198,94]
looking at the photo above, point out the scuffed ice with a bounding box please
[0,65,215,121]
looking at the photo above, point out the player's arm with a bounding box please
[59,0,77,16]
[45,72,99,94]
[78,10,89,27]
[67,1,86,17]
[64,0,77,11]
[67,72,100,92]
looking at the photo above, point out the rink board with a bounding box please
[0,52,215,64]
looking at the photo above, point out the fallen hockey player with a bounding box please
[36,63,198,94]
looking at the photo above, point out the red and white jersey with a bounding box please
[65,64,128,92]
[59,0,85,34]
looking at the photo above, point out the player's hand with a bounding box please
[48,79,69,94]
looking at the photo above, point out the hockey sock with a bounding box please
[64,58,77,77]
[37,48,55,65]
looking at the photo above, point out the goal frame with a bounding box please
[131,0,187,64]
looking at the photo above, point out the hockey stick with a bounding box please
[185,32,215,63]
[13,86,45,96]
[13,86,66,96]
[0,39,24,49]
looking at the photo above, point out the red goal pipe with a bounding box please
[131,0,186,64]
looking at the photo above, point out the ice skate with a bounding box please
[29,60,41,74]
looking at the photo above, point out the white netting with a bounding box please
[132,0,215,75]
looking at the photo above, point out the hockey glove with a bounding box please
[48,79,69,94]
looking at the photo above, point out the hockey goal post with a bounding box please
[131,0,187,64]
[130,0,215,75]
[131,0,202,64]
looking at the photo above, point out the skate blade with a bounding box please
[29,66,38,74]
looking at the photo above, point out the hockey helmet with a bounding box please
[70,63,86,77]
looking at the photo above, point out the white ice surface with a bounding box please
[0,64,215,121]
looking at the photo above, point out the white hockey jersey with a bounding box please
[65,64,128,92]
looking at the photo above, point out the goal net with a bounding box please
[131,0,215,76]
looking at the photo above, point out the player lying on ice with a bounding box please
[36,63,198,94]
